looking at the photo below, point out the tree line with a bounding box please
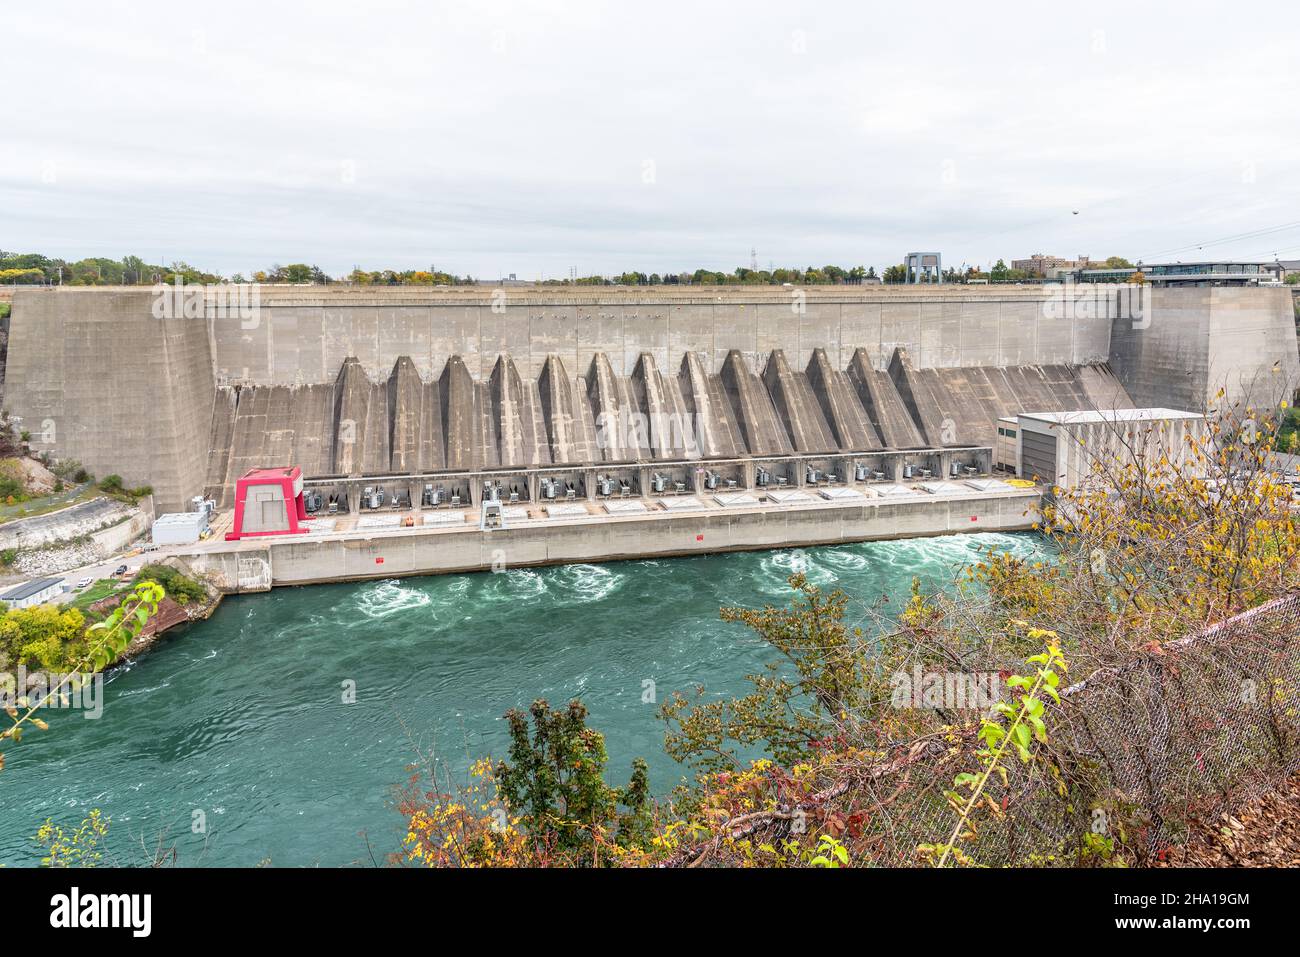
[1,250,1140,287]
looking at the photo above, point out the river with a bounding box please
[0,532,1048,866]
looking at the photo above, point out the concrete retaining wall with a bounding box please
[181,489,1039,592]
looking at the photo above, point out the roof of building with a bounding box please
[1019,408,1203,426]
[154,511,207,526]
[1,577,66,602]
[239,467,301,481]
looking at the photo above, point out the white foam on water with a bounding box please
[759,549,837,590]
[354,579,433,619]
[480,568,548,602]
[818,548,870,571]
[555,563,623,603]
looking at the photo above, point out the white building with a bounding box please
[152,510,209,546]
[1016,408,1206,491]
[1,577,68,609]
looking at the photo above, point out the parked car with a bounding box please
[114,565,128,577]
[75,577,92,589]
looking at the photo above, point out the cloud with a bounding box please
[2,0,1297,277]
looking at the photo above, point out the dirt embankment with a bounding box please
[90,586,223,663]
[1156,770,1300,867]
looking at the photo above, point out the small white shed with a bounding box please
[152,511,208,546]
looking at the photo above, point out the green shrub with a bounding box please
[97,474,152,502]
[0,605,87,673]
[134,564,205,605]
[0,476,24,500]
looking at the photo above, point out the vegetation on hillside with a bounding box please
[0,604,89,672]
[0,251,219,285]
[132,564,205,605]
[1,580,163,739]
[395,391,1300,867]
[96,474,152,504]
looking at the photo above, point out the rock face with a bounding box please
[9,541,101,578]
[0,455,58,496]
[0,496,136,551]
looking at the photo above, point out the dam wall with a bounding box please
[1109,285,1299,410]
[205,285,1113,387]
[4,284,1295,512]
[203,345,1129,507]
[5,290,215,512]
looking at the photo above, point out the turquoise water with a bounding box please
[0,532,1047,867]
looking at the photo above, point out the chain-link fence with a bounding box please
[675,593,1300,867]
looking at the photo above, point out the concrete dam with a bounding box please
[1,284,1295,590]
[204,342,1131,509]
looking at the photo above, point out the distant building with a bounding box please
[1072,261,1279,287]
[1,577,67,609]
[904,252,943,284]
[1012,254,1092,278]
[1073,267,1139,284]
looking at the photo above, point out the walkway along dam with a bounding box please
[2,284,1295,591]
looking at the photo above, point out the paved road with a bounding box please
[0,484,95,523]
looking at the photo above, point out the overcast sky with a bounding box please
[3,0,1297,279]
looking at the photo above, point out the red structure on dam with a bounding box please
[226,467,308,541]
